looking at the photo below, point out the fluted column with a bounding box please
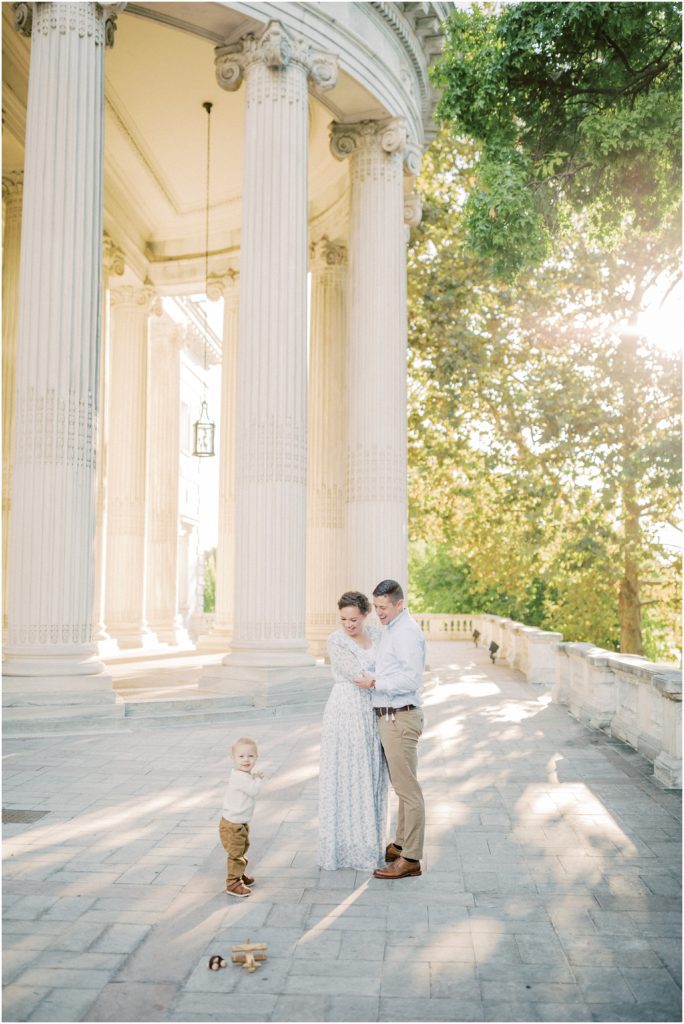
[330,119,421,598]
[4,3,121,698]
[93,234,124,656]
[105,285,161,649]
[213,21,338,674]
[204,270,239,650]
[2,172,23,637]
[145,317,186,644]
[306,237,349,656]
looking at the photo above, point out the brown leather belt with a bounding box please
[375,705,416,717]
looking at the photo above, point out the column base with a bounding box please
[222,642,316,669]
[147,622,194,649]
[2,672,123,736]
[109,628,159,651]
[197,628,232,653]
[96,637,120,658]
[306,625,333,661]
[201,662,332,708]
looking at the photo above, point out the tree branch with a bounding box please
[600,30,636,76]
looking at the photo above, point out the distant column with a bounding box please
[330,118,420,597]
[2,172,23,637]
[205,270,239,650]
[145,317,186,644]
[93,234,124,656]
[105,285,161,649]
[4,3,120,707]
[306,237,349,656]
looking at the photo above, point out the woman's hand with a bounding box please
[353,672,375,689]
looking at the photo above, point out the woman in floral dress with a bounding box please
[318,591,388,871]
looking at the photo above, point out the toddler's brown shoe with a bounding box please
[385,842,403,862]
[242,874,255,886]
[226,880,251,897]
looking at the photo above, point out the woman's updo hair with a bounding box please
[337,590,370,615]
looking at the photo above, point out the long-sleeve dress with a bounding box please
[318,626,389,871]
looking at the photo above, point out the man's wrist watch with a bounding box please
[369,679,375,689]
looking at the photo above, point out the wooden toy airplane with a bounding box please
[231,938,268,973]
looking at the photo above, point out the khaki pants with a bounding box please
[377,707,425,860]
[219,817,250,887]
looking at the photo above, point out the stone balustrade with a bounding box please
[475,613,681,789]
[415,613,477,639]
[200,606,681,787]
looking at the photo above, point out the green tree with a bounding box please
[431,2,682,278]
[408,131,681,658]
[203,547,216,613]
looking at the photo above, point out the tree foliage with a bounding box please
[407,130,681,659]
[431,2,682,277]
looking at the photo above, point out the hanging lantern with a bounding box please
[192,99,216,459]
[193,400,215,457]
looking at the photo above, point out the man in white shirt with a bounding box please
[353,579,426,879]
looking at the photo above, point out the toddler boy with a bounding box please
[219,737,263,897]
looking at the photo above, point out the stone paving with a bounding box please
[2,643,681,1023]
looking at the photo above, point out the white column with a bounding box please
[203,270,239,650]
[207,21,337,692]
[145,317,186,645]
[2,172,23,637]
[330,119,420,598]
[306,237,349,657]
[93,234,124,656]
[105,285,161,649]
[4,3,120,707]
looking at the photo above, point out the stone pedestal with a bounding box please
[306,237,348,657]
[3,3,121,720]
[330,118,417,598]
[205,21,337,693]
[2,172,23,637]
[104,285,161,649]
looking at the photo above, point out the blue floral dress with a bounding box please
[318,626,388,871]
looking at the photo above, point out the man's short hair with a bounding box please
[372,579,404,603]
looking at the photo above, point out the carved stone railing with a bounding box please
[415,612,476,639]
[476,613,681,789]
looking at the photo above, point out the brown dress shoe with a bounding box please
[385,842,403,862]
[373,856,422,879]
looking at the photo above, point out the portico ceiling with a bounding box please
[2,2,396,288]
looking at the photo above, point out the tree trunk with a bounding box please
[617,327,644,656]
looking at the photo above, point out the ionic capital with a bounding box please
[12,2,32,36]
[206,268,239,303]
[403,191,423,228]
[2,170,24,206]
[330,117,422,176]
[102,234,125,277]
[310,236,347,272]
[99,4,126,48]
[215,19,338,93]
[110,285,161,317]
[13,2,124,48]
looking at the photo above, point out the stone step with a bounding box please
[123,698,330,730]
[121,693,249,717]
[2,710,129,737]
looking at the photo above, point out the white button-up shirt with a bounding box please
[372,608,426,708]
